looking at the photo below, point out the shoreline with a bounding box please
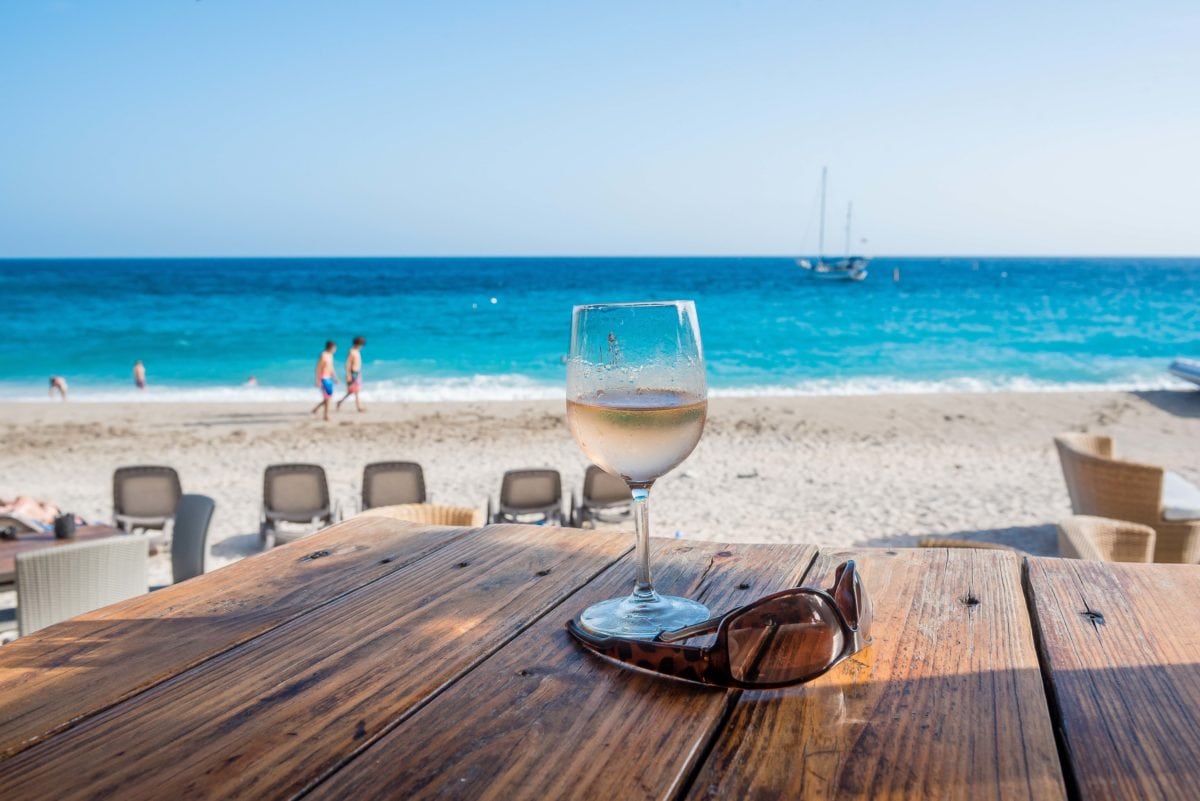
[0,375,1191,404]
[2,389,1198,590]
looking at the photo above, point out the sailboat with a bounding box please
[797,167,869,282]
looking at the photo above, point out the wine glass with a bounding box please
[566,300,710,638]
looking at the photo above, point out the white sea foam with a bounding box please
[709,373,1193,398]
[0,371,1191,404]
[0,374,565,404]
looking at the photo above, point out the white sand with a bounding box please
[2,390,1198,597]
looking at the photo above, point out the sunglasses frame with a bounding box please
[566,560,870,689]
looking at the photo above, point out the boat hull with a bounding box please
[1169,359,1200,387]
[796,257,869,282]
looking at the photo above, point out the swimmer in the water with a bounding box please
[310,341,338,421]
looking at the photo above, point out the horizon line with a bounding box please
[2,253,1199,261]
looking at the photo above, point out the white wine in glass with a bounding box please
[566,301,710,638]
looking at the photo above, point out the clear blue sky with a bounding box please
[2,1,1197,257]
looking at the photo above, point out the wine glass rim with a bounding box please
[572,300,696,312]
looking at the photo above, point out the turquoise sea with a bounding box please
[1,257,1197,402]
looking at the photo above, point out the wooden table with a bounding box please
[0,525,125,585]
[0,514,1196,800]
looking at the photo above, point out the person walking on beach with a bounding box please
[311,341,338,421]
[336,336,367,413]
[48,376,68,401]
[133,360,146,390]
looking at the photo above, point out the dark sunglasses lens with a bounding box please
[726,594,844,685]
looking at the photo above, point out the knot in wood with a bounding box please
[1082,609,1105,626]
[455,561,470,569]
[716,550,733,558]
[300,549,331,562]
[535,569,551,577]
[963,594,981,607]
[737,582,751,590]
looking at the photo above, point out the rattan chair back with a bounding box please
[17,536,149,636]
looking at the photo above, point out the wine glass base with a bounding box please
[578,592,710,639]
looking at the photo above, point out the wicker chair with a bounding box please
[16,536,150,636]
[916,537,1021,552]
[1054,433,1200,563]
[1057,516,1156,563]
[361,503,485,527]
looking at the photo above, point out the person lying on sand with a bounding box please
[1,496,62,525]
[1,497,87,537]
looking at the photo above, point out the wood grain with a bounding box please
[1026,557,1200,801]
[0,524,630,800]
[687,548,1067,801]
[307,539,818,801]
[0,516,474,759]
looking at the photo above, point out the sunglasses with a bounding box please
[567,560,872,689]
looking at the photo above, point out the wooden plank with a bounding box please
[0,524,630,800]
[1025,557,1200,801]
[0,516,474,759]
[307,538,819,801]
[0,525,124,584]
[687,548,1067,801]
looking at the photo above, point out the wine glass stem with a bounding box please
[631,486,655,600]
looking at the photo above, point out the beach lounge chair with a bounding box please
[570,465,633,528]
[488,469,566,526]
[259,464,335,548]
[361,462,426,510]
[171,494,215,583]
[362,503,485,527]
[1054,433,1200,563]
[16,535,149,636]
[0,513,44,535]
[1057,515,1156,563]
[113,466,182,543]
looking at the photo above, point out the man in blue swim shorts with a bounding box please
[310,340,338,421]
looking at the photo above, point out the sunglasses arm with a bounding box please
[655,615,724,644]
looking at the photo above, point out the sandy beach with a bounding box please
[3,390,1198,594]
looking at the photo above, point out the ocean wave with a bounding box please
[0,371,1191,403]
[708,374,1193,397]
[0,374,565,404]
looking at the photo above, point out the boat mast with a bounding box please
[844,202,853,256]
[818,166,827,261]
